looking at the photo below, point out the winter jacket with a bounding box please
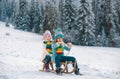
[41,40,53,61]
[52,42,71,62]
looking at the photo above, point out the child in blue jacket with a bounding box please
[52,28,81,75]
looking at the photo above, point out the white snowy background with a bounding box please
[0,21,120,79]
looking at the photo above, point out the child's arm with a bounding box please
[64,44,71,51]
[63,42,72,51]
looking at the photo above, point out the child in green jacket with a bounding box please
[52,28,81,75]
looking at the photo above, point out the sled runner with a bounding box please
[60,61,77,74]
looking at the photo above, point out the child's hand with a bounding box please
[67,42,72,48]
[57,42,65,46]
[56,42,60,46]
[60,42,65,46]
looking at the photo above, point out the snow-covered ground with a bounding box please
[0,21,120,79]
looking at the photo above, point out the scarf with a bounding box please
[44,41,52,54]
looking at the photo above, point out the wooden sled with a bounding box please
[40,61,76,74]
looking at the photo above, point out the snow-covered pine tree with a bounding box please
[0,0,7,21]
[15,0,30,31]
[42,1,59,35]
[102,27,109,46]
[75,0,96,46]
[96,27,109,46]
[92,0,114,46]
[39,4,44,34]
[51,0,60,34]
[112,0,120,35]
[109,27,120,47]
[5,0,16,26]
[59,0,77,43]
[102,0,118,47]
[10,1,19,26]
[103,0,113,37]
[96,35,102,46]
[0,0,15,25]
[59,0,65,29]
[92,0,105,44]
[29,0,36,31]
[92,0,101,36]
[0,0,1,20]
[29,0,42,33]
[108,0,120,47]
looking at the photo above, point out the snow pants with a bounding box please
[55,55,78,69]
[44,55,51,64]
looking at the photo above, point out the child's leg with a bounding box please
[55,56,66,73]
[42,63,45,71]
[55,56,62,69]
[50,61,54,70]
[40,59,45,71]
[65,56,78,69]
[65,56,82,75]
[44,55,51,71]
[45,55,51,64]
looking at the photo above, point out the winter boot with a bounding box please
[74,68,82,75]
[56,68,62,75]
[45,64,50,72]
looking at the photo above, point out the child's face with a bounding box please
[56,37,63,42]
[44,35,51,41]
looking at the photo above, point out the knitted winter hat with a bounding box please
[43,30,52,40]
[54,28,64,40]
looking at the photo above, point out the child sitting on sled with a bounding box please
[40,30,54,72]
[52,28,81,75]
